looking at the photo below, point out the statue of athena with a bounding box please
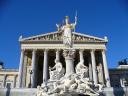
[62,16,77,48]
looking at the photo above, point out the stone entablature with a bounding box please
[21,43,106,50]
[19,31,107,51]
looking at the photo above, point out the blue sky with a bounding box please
[0,0,128,69]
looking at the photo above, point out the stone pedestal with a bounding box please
[63,48,75,76]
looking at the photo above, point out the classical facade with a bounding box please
[0,16,128,96]
[16,16,111,95]
[18,32,110,87]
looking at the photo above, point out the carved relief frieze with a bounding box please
[20,32,106,43]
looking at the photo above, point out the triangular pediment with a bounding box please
[19,31,107,43]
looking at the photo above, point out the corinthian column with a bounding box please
[102,50,111,87]
[22,52,28,87]
[79,49,84,63]
[18,49,24,88]
[13,75,17,88]
[31,49,37,88]
[55,49,60,62]
[98,55,104,85]
[91,50,98,84]
[3,74,7,88]
[43,49,48,86]
[89,60,93,81]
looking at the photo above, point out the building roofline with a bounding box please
[19,31,107,43]
[0,68,19,72]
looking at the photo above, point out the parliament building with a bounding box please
[0,16,128,96]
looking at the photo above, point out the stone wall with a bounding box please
[0,88,37,96]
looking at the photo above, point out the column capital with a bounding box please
[101,49,107,56]
[55,49,61,52]
[32,49,37,52]
[90,49,95,54]
[32,49,37,57]
[44,49,49,52]
[63,49,75,59]
[101,49,106,52]
[79,49,84,52]
[90,49,96,52]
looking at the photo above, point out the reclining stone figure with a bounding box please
[75,61,88,78]
[49,60,65,81]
